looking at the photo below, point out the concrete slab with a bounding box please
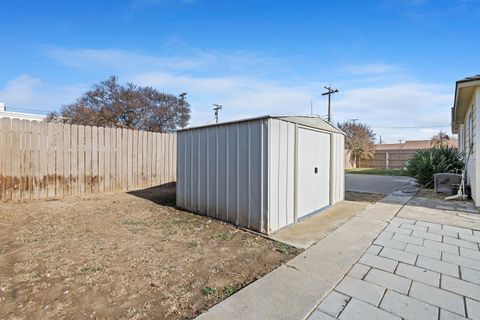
[271,201,370,248]
[196,264,333,320]
[346,174,414,195]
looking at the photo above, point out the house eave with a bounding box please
[451,78,480,134]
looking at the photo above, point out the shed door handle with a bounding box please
[314,167,318,174]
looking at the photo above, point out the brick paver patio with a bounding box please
[309,217,480,320]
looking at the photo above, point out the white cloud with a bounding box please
[4,46,455,143]
[333,82,453,142]
[0,75,85,112]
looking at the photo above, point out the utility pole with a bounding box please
[179,92,188,128]
[379,135,383,144]
[321,85,339,122]
[213,104,222,123]
[310,100,313,115]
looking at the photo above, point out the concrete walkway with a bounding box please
[196,192,413,320]
[346,174,414,195]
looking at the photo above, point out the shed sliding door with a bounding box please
[296,127,330,218]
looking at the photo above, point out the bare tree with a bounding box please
[430,130,450,148]
[338,120,376,167]
[47,76,191,132]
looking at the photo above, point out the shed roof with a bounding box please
[178,115,345,135]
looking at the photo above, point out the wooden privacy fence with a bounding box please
[358,150,415,169]
[0,118,176,201]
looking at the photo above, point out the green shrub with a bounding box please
[405,147,464,186]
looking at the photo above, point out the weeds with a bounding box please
[274,242,290,254]
[201,287,216,296]
[223,286,237,297]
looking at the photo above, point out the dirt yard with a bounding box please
[0,185,300,320]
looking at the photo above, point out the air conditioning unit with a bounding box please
[433,173,462,194]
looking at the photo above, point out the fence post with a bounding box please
[386,152,389,169]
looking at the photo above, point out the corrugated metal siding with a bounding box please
[331,132,345,204]
[268,119,296,232]
[176,118,269,233]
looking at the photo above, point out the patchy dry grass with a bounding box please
[0,185,301,320]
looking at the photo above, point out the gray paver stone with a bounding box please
[428,227,459,238]
[364,268,411,294]
[348,263,371,279]
[405,243,441,259]
[416,221,442,230]
[424,239,459,254]
[440,309,468,320]
[458,232,480,243]
[393,233,424,245]
[417,256,460,277]
[378,230,396,239]
[386,226,412,235]
[380,247,417,264]
[395,262,440,287]
[339,298,401,320]
[409,281,465,316]
[308,309,336,320]
[466,298,480,320]
[411,230,442,242]
[461,266,480,285]
[442,275,480,301]
[401,223,428,232]
[335,276,386,306]
[443,236,478,250]
[367,244,384,255]
[359,253,398,273]
[443,252,480,271]
[374,237,407,250]
[317,291,350,317]
[380,290,439,320]
[459,247,480,261]
[443,225,474,235]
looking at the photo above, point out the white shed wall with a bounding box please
[268,119,296,232]
[176,118,269,233]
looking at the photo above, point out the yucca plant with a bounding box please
[405,147,464,187]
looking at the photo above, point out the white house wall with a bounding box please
[176,118,269,233]
[267,119,296,233]
[474,88,480,205]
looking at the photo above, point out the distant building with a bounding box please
[0,102,47,122]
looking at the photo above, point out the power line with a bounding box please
[371,124,450,129]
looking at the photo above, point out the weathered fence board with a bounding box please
[0,119,176,201]
[358,150,416,169]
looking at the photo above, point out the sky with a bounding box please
[1,0,479,143]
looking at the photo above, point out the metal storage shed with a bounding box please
[176,115,345,235]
